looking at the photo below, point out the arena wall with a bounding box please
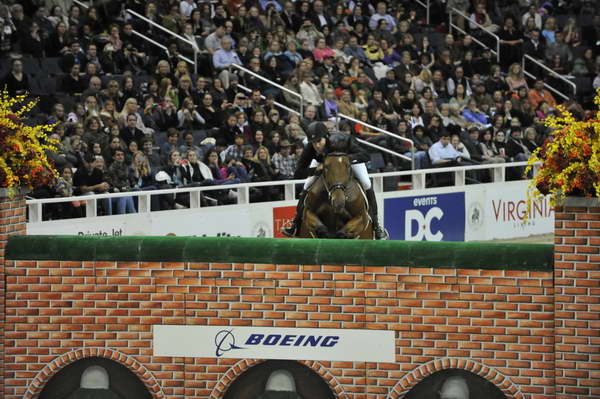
[1,194,599,399]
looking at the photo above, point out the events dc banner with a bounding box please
[384,192,465,241]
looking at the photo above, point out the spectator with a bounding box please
[462,99,489,128]
[528,79,557,110]
[299,73,323,106]
[54,167,84,218]
[1,58,29,96]
[73,154,112,215]
[107,149,137,214]
[479,129,506,164]
[212,37,241,89]
[271,139,297,179]
[369,2,396,31]
[428,131,464,166]
[545,31,573,65]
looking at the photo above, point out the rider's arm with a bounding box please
[347,136,371,164]
[293,144,318,179]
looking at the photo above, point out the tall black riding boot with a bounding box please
[281,190,307,237]
[365,188,389,240]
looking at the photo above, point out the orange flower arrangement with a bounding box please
[0,90,58,195]
[526,90,600,203]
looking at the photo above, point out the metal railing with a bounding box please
[126,9,199,74]
[73,1,195,67]
[230,64,304,115]
[27,162,534,222]
[449,7,500,63]
[237,83,301,116]
[338,113,415,168]
[522,54,576,102]
[414,0,431,25]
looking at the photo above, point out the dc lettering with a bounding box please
[405,208,444,241]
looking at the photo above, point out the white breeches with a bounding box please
[303,160,371,191]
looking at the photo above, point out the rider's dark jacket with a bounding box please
[294,132,370,179]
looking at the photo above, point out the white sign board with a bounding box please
[153,325,395,362]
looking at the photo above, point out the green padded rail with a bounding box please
[5,236,553,271]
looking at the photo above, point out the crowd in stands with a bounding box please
[0,0,598,218]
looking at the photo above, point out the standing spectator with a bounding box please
[1,59,30,96]
[107,149,137,214]
[498,16,523,72]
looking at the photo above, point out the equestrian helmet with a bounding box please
[307,121,329,143]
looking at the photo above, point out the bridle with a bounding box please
[321,153,352,201]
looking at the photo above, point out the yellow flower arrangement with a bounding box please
[526,89,600,203]
[0,90,58,195]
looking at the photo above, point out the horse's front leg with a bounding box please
[303,208,329,238]
[337,212,371,239]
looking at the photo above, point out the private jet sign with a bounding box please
[153,325,395,362]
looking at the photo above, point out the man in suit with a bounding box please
[310,0,332,29]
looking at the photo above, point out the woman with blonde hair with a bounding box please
[506,63,528,92]
[118,98,148,132]
[411,68,435,94]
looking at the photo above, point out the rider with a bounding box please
[281,121,389,239]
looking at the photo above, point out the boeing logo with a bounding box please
[214,330,245,357]
[214,330,340,357]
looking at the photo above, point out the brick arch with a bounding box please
[209,359,348,399]
[23,347,166,399]
[388,358,524,399]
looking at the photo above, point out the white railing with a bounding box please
[26,161,534,222]
[230,63,304,115]
[126,9,199,74]
[337,113,415,167]
[415,0,430,25]
[449,7,500,63]
[522,54,576,102]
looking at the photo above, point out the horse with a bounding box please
[298,152,373,239]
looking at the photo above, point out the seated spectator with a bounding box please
[528,79,557,110]
[120,113,146,147]
[271,139,297,179]
[180,150,214,186]
[54,167,84,218]
[506,63,529,93]
[73,154,112,215]
[212,37,242,89]
[479,128,506,164]
[451,134,471,160]
[524,127,539,153]
[462,99,489,128]
[61,63,87,96]
[410,125,432,169]
[428,132,466,167]
[299,72,323,106]
[505,126,530,163]
[177,97,206,129]
[220,134,246,163]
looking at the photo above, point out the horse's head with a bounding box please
[322,152,352,215]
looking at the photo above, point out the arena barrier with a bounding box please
[2,235,566,399]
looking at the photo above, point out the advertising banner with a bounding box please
[482,181,554,240]
[272,205,296,238]
[153,325,395,362]
[384,192,466,241]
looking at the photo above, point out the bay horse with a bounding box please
[298,153,373,239]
